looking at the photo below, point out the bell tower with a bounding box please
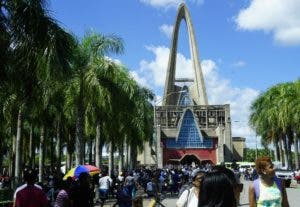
[137,3,233,168]
[163,3,208,106]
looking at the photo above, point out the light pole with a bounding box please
[153,90,186,167]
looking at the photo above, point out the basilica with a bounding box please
[138,3,235,168]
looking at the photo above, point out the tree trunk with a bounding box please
[274,141,279,161]
[55,122,61,173]
[118,142,124,173]
[15,108,22,183]
[38,125,45,182]
[282,134,288,168]
[295,132,299,170]
[75,100,85,165]
[108,141,114,177]
[0,140,3,173]
[279,138,284,164]
[9,133,16,178]
[66,133,73,171]
[22,133,27,169]
[29,125,34,169]
[50,133,54,171]
[95,120,101,168]
[287,139,293,170]
[130,145,137,170]
[125,143,129,170]
[286,129,293,170]
[88,138,93,164]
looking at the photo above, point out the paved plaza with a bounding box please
[148,180,300,207]
[98,179,300,207]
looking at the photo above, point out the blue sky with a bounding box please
[49,0,300,148]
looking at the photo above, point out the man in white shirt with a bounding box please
[98,172,112,205]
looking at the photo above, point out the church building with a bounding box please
[138,3,234,168]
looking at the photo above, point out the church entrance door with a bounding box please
[180,154,200,165]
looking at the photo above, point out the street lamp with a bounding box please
[153,90,186,167]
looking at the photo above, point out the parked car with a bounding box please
[238,162,255,173]
[275,169,294,187]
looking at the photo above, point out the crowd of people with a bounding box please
[0,156,291,207]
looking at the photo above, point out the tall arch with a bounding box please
[163,3,208,105]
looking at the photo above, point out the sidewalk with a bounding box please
[94,197,176,207]
[94,187,178,207]
[94,186,147,207]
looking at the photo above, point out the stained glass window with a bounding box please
[178,90,193,106]
[166,109,213,148]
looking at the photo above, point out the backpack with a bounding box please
[253,177,282,200]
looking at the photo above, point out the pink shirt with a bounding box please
[54,189,69,207]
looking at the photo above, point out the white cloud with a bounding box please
[139,45,170,87]
[104,56,122,65]
[140,0,182,9]
[235,0,300,46]
[140,0,204,9]
[129,71,150,88]
[190,0,204,5]
[231,60,246,68]
[133,45,260,147]
[159,24,174,38]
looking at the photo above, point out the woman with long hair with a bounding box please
[198,170,236,207]
[176,169,206,207]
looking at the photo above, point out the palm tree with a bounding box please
[250,81,300,169]
[65,32,124,165]
[102,66,154,171]
[0,0,10,85]
[2,0,75,182]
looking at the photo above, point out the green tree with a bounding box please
[65,32,124,165]
[250,80,300,169]
[1,0,75,182]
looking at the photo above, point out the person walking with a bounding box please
[70,173,94,207]
[198,170,236,207]
[98,171,113,206]
[14,169,48,207]
[54,177,73,207]
[176,169,205,207]
[249,156,289,207]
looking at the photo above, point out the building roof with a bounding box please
[232,137,246,141]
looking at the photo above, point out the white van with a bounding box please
[237,162,255,173]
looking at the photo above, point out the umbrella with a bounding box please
[63,164,100,180]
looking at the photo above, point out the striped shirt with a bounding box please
[54,189,69,207]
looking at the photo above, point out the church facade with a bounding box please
[137,3,233,168]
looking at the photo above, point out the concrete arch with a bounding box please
[163,3,208,106]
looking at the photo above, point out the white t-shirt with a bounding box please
[146,182,153,191]
[176,187,198,207]
[99,176,112,189]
